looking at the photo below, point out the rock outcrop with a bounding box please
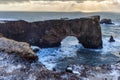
[0,51,120,80]
[0,16,102,49]
[100,18,113,24]
[0,37,38,61]
[109,35,115,42]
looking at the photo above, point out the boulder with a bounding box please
[100,18,113,24]
[66,66,73,73]
[0,16,102,49]
[0,37,38,61]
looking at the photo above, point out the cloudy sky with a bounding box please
[0,0,120,12]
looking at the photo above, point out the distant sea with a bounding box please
[0,11,120,22]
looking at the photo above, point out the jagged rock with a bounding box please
[100,18,113,24]
[109,36,115,42]
[0,37,38,61]
[0,51,120,80]
[0,16,102,49]
[66,66,73,73]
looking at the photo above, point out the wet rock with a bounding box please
[66,66,73,73]
[60,18,69,20]
[31,46,40,53]
[0,51,120,80]
[80,70,87,77]
[0,37,38,61]
[100,18,113,24]
[52,68,56,71]
[118,76,120,80]
[109,36,115,42]
[0,16,102,49]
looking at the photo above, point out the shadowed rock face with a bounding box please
[0,16,102,49]
[100,18,113,24]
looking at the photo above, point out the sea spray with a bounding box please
[36,36,120,71]
[37,36,82,70]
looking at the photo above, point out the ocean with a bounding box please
[0,11,120,22]
[1,11,120,71]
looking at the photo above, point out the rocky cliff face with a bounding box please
[0,16,102,49]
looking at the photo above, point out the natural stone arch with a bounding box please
[0,16,102,49]
[39,16,102,49]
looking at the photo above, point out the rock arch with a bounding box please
[0,16,102,49]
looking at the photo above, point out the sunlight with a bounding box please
[0,0,119,12]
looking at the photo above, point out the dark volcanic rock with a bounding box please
[109,36,115,42]
[0,16,102,49]
[100,18,113,24]
[0,52,120,80]
[66,66,73,73]
[0,52,81,80]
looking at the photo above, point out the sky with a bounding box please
[0,0,120,12]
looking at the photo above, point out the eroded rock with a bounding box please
[100,18,113,24]
[0,16,102,49]
[0,37,38,61]
[109,36,115,42]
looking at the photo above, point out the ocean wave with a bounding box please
[36,36,120,70]
[0,18,18,23]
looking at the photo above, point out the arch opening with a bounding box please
[61,36,80,47]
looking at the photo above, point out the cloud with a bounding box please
[0,0,119,12]
[0,0,29,4]
[0,0,107,4]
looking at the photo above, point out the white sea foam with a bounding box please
[0,75,15,80]
[27,74,36,80]
[6,64,22,73]
[31,46,40,50]
[0,18,18,21]
[0,18,19,23]
[87,38,120,56]
[61,36,79,47]
[37,36,120,70]
[110,70,120,80]
[101,38,120,56]
[37,36,83,70]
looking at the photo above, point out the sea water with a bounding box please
[0,11,120,71]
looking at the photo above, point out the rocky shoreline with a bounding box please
[0,37,38,61]
[0,51,120,80]
[0,16,120,80]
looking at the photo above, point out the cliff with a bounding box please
[0,16,102,49]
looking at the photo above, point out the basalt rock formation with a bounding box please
[0,16,102,49]
[100,18,113,24]
[0,37,38,61]
[109,35,115,42]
